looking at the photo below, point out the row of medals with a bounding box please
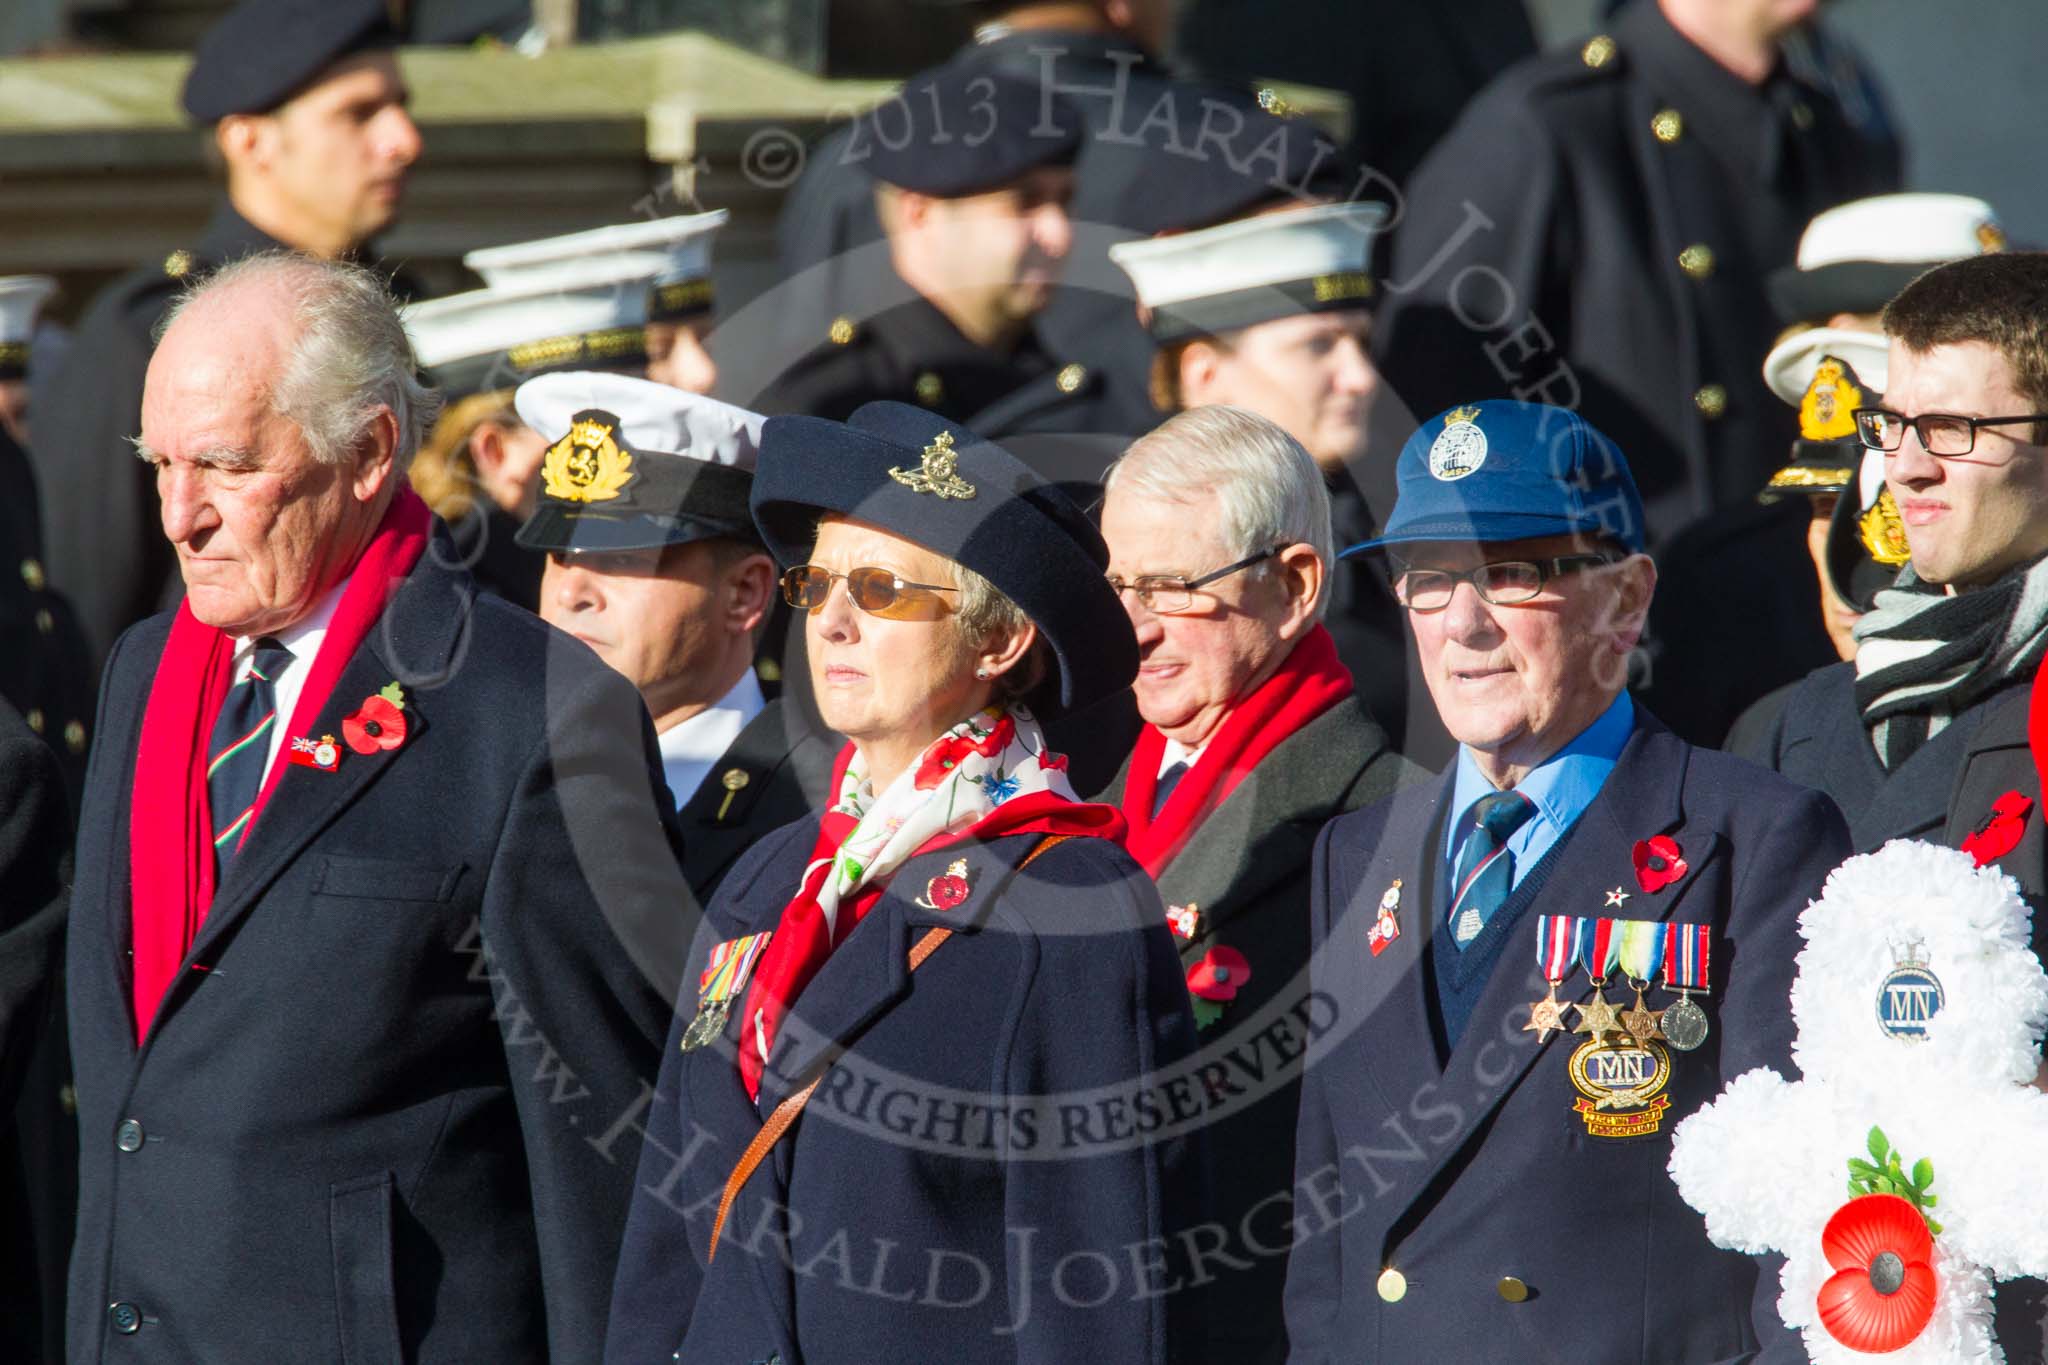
[1528,974,1710,1051]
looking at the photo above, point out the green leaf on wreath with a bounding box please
[1867,1126,1888,1163]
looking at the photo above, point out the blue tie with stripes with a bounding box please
[207,638,292,876]
[1448,790,1536,949]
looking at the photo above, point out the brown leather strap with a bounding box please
[707,833,1072,1262]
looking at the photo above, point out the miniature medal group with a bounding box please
[1527,911,1713,1138]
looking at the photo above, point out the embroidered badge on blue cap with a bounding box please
[1428,405,1488,481]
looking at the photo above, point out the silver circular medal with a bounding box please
[1659,995,1709,1052]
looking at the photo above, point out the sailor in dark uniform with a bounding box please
[733,68,1081,426]
[404,212,729,612]
[1286,400,1849,1362]
[604,403,1199,1364]
[1372,0,1900,546]
[514,372,835,905]
[30,0,421,670]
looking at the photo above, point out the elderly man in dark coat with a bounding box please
[1285,401,1848,1363]
[1096,405,1419,1362]
[65,253,687,1362]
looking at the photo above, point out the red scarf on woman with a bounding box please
[128,488,432,1042]
[738,743,1125,1102]
[1119,623,1354,878]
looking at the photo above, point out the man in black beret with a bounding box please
[514,372,836,904]
[31,0,422,677]
[740,67,1081,426]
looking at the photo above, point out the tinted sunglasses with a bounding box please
[781,564,958,619]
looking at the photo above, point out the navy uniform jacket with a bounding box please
[66,535,687,1363]
[675,694,837,904]
[0,697,71,1363]
[0,424,100,800]
[31,203,285,669]
[1098,697,1421,1364]
[605,817,1200,1365]
[1372,0,1898,544]
[1285,712,1848,1364]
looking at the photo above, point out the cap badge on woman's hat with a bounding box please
[1428,405,1489,481]
[888,430,978,500]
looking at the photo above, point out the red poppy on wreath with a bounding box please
[1816,1194,1937,1353]
[342,682,409,756]
[1960,790,2033,868]
[1632,835,1688,893]
[915,858,973,911]
[914,735,978,790]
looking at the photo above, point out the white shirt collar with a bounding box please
[657,670,767,808]
[1159,735,1206,776]
[233,580,346,672]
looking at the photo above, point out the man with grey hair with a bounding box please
[1096,404,1418,1363]
[65,252,688,1363]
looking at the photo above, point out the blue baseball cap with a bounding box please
[1344,400,1646,557]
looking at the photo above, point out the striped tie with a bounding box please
[1447,790,1535,949]
[207,638,291,875]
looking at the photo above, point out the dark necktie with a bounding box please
[207,638,292,876]
[1153,760,1190,817]
[1447,790,1536,949]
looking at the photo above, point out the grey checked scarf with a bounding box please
[1853,556,2048,769]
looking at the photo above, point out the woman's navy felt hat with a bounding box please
[751,402,1136,716]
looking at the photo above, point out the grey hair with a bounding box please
[160,251,440,474]
[1103,404,1335,620]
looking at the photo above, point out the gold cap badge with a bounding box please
[888,429,977,500]
[541,412,636,503]
[1860,488,1911,566]
[1799,357,1864,442]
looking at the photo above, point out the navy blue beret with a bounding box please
[859,67,1081,197]
[751,402,1136,716]
[182,0,401,122]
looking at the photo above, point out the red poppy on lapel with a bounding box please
[1187,945,1249,1002]
[915,859,973,911]
[1632,835,1687,893]
[342,683,408,755]
[1960,790,2033,868]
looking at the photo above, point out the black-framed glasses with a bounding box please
[1853,406,2048,459]
[1106,546,1282,614]
[1390,554,1618,612]
[781,564,957,619]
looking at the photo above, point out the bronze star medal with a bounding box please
[1573,989,1625,1043]
[1524,985,1568,1043]
[1619,983,1663,1045]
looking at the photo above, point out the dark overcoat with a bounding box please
[1097,696,1421,1363]
[65,535,688,1362]
[1285,714,1848,1364]
[605,816,1201,1365]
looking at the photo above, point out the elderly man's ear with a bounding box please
[349,406,401,504]
[1271,542,1327,643]
[1599,553,1658,655]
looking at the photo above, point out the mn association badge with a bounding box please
[1427,405,1488,481]
[1568,1037,1673,1138]
[680,931,773,1053]
[1875,940,1945,1042]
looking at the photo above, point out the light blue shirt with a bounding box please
[1443,692,1635,898]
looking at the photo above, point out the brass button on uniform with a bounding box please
[827,316,856,346]
[1650,108,1683,143]
[1581,34,1615,68]
[25,708,43,734]
[1694,384,1728,420]
[64,719,87,754]
[163,249,195,279]
[19,557,44,591]
[1497,1275,1530,1303]
[1055,363,1086,394]
[1790,101,1814,131]
[914,371,945,406]
[35,607,53,635]
[1376,1267,1407,1302]
[1678,244,1715,280]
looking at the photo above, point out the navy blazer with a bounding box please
[1285,713,1848,1364]
[605,816,1200,1365]
[66,540,688,1363]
